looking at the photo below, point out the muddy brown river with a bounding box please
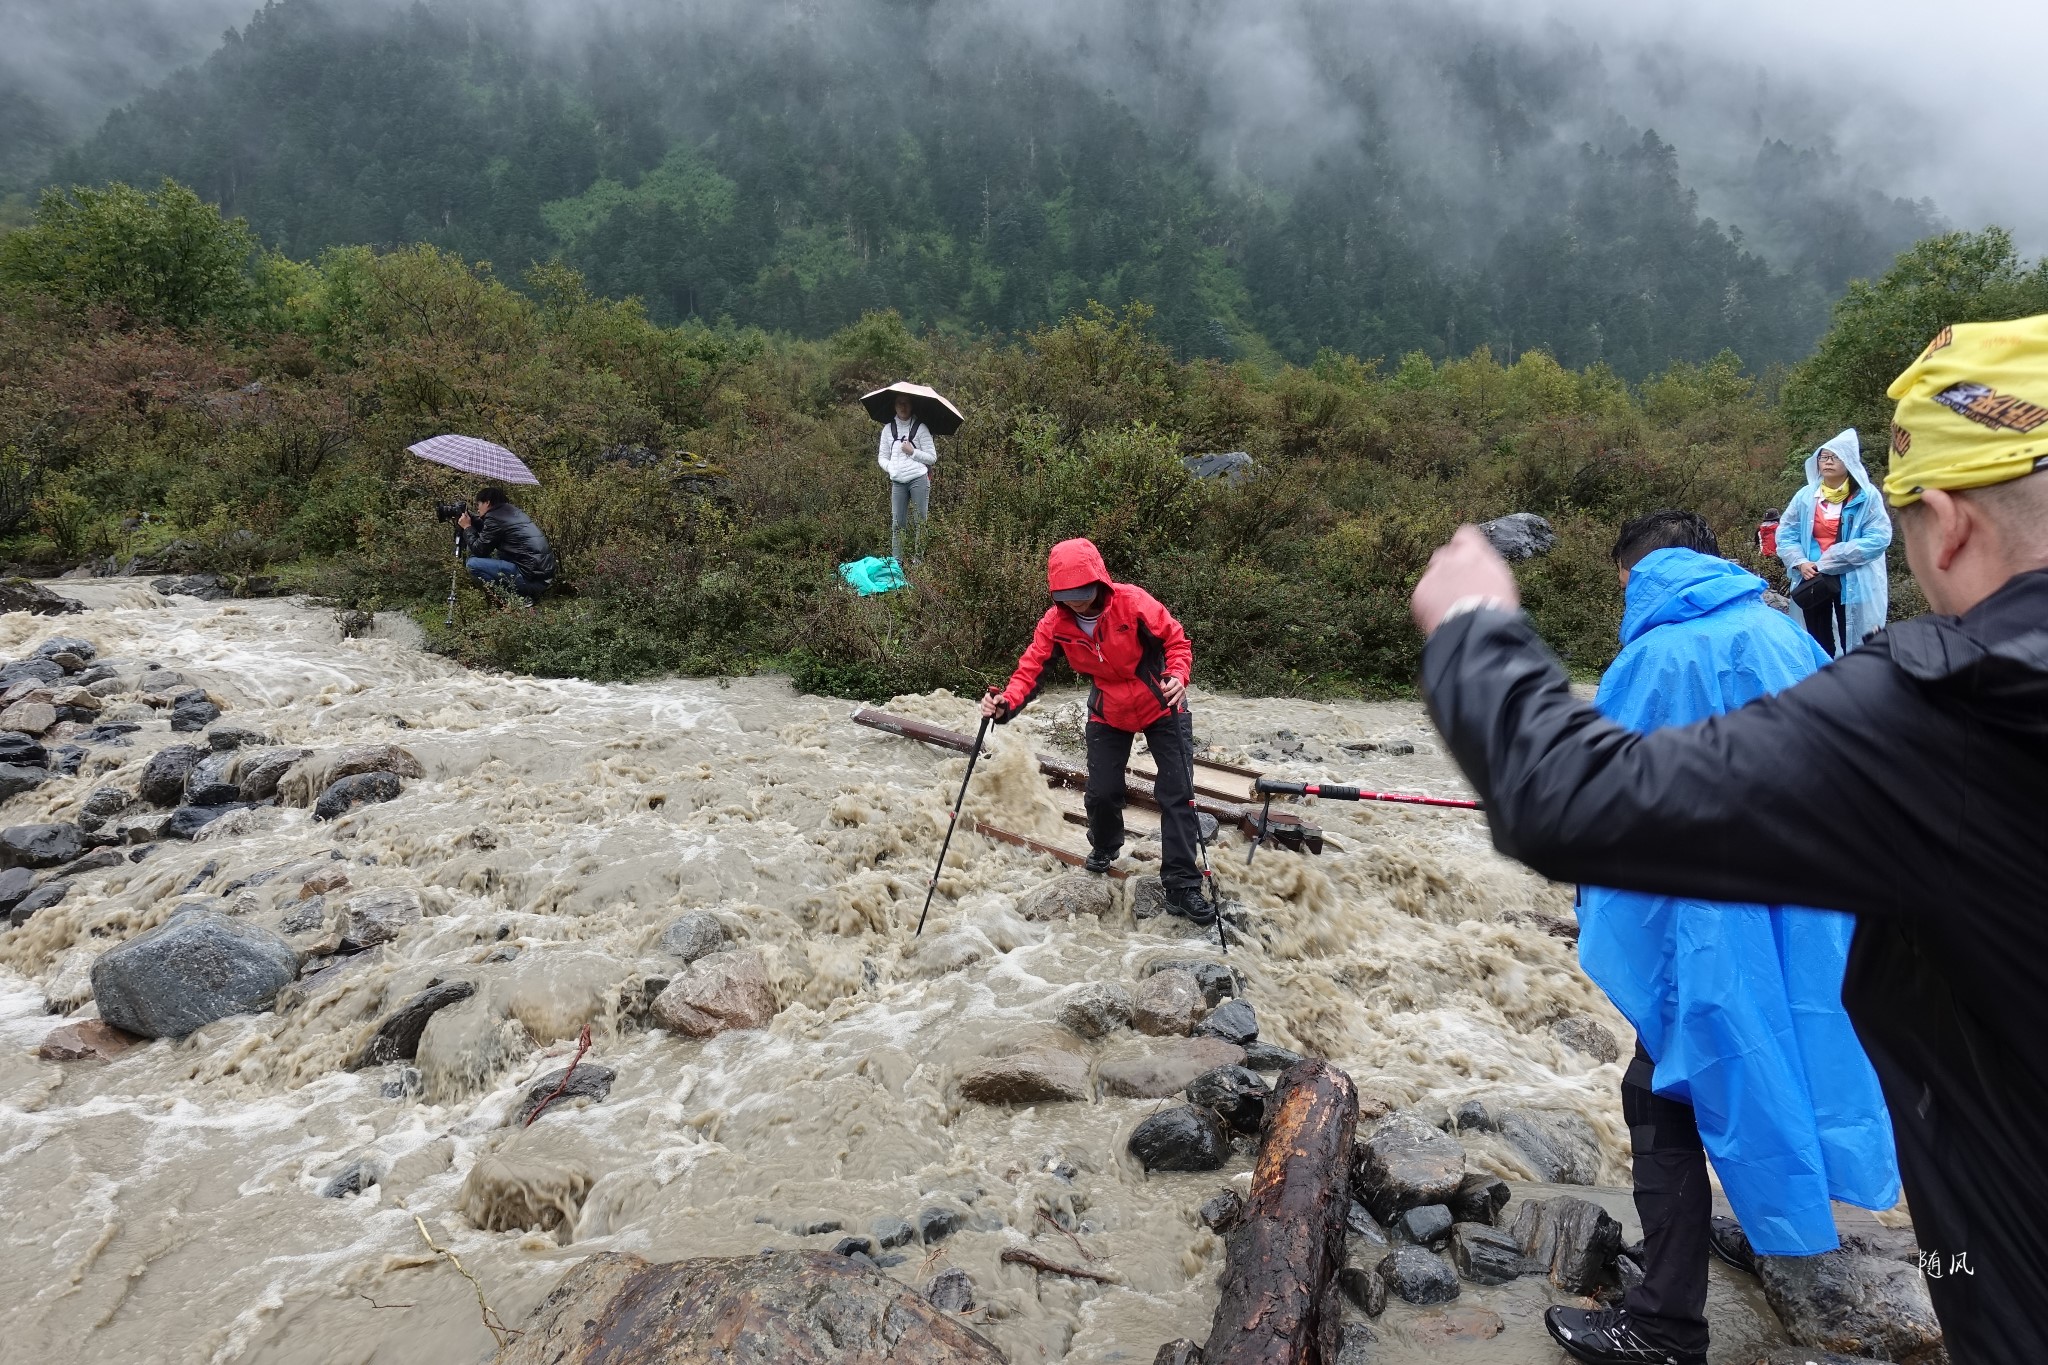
[0,584,1799,1363]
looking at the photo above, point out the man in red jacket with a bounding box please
[980,538,1213,924]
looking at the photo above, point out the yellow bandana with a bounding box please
[1817,479,1852,504]
[1885,314,2048,507]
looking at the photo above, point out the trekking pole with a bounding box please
[1181,706,1228,955]
[916,701,995,937]
[445,531,462,627]
[1245,778,1481,866]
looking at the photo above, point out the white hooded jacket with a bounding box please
[876,417,937,484]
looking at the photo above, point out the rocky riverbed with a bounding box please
[0,583,1923,1364]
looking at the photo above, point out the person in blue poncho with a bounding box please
[1776,429,1893,656]
[1545,511,1899,1365]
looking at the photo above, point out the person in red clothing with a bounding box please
[980,538,1213,924]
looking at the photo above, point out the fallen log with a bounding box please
[967,818,1132,879]
[850,706,1322,852]
[1201,1059,1359,1365]
[999,1247,1118,1284]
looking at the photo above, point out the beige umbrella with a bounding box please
[860,381,964,436]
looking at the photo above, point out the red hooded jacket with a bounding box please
[996,538,1193,732]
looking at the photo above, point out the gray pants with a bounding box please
[890,475,929,564]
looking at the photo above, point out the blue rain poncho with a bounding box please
[837,556,909,596]
[1776,429,1893,652]
[1580,548,1900,1255]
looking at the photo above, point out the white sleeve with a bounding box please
[913,425,937,468]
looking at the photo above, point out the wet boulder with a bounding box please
[277,743,424,806]
[1550,1014,1622,1064]
[1448,1171,1511,1226]
[1141,956,1237,1005]
[1451,1098,1496,1133]
[37,1019,139,1062]
[35,637,96,663]
[313,770,404,820]
[1376,1246,1459,1304]
[490,1250,1006,1364]
[340,888,422,948]
[0,732,47,766]
[1019,873,1115,920]
[925,1267,975,1312]
[1244,1040,1306,1071]
[0,763,50,802]
[1347,1200,1392,1249]
[169,690,223,732]
[515,1062,618,1125]
[1757,1247,1943,1363]
[1055,981,1133,1039]
[1339,1264,1387,1316]
[347,980,477,1069]
[90,912,298,1038]
[206,723,268,751]
[1396,1203,1454,1250]
[658,910,727,964]
[1476,512,1557,561]
[235,746,310,802]
[320,1159,379,1199]
[1352,1112,1466,1223]
[917,1206,965,1244]
[1184,1064,1268,1133]
[1512,1195,1623,1295]
[0,864,33,913]
[151,573,231,601]
[1199,1188,1245,1234]
[164,803,252,840]
[0,580,83,616]
[1154,1341,1204,1365]
[75,722,139,747]
[1451,1222,1530,1284]
[0,701,57,735]
[141,745,209,806]
[1096,1037,1246,1098]
[958,1048,1090,1104]
[650,949,779,1037]
[184,751,242,806]
[1498,1106,1603,1185]
[0,656,64,688]
[1133,967,1205,1035]
[870,1215,915,1249]
[0,822,84,869]
[1128,1104,1230,1172]
[1191,998,1258,1045]
[11,879,70,925]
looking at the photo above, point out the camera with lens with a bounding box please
[434,501,469,523]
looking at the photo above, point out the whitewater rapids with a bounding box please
[0,584,1636,1363]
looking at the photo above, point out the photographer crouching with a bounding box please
[446,486,558,606]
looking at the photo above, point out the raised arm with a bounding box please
[1420,607,1919,919]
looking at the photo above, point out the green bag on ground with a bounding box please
[837,556,909,596]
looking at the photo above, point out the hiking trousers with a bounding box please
[890,475,929,564]
[1623,1044,1713,1356]
[1085,709,1199,893]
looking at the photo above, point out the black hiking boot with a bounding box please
[1084,846,1121,875]
[1544,1306,1705,1365]
[1708,1215,1758,1276]
[1164,884,1217,926]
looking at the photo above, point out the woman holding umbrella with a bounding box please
[863,382,963,566]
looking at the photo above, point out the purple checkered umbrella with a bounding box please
[406,434,540,485]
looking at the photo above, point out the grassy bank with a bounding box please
[9,182,2027,697]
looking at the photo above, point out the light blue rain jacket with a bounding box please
[1776,429,1893,652]
[1580,548,1900,1255]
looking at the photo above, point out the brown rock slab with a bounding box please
[1133,967,1204,1036]
[959,1048,1090,1104]
[1757,1248,1944,1365]
[651,949,779,1037]
[492,1249,1005,1364]
[38,1019,141,1061]
[1097,1037,1247,1097]
[0,701,57,735]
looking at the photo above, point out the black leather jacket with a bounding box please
[1420,571,2048,1365]
[464,504,557,583]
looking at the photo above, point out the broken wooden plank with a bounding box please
[1202,1060,1359,1365]
[966,818,1131,879]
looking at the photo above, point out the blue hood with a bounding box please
[1620,548,1770,647]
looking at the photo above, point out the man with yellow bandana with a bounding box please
[1406,314,2048,1365]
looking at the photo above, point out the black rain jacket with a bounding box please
[464,503,557,584]
[1420,569,2048,1365]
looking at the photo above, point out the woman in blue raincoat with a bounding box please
[1775,429,1892,655]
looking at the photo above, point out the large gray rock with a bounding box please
[185,751,242,806]
[0,822,84,869]
[35,637,97,662]
[0,763,49,802]
[1055,982,1134,1039]
[0,581,83,616]
[1498,1106,1603,1184]
[1128,1104,1230,1172]
[492,1250,1005,1365]
[314,770,404,821]
[1477,512,1557,561]
[1448,1171,1511,1226]
[1757,1248,1944,1364]
[1376,1245,1459,1304]
[1133,967,1205,1035]
[650,949,778,1037]
[169,690,222,732]
[658,911,727,963]
[1185,1064,1269,1133]
[1192,998,1258,1045]
[958,1049,1090,1104]
[1512,1195,1622,1295]
[141,745,209,806]
[164,803,251,839]
[1018,873,1115,921]
[1353,1113,1466,1223]
[1451,1221,1529,1284]
[90,912,298,1038]
[235,746,310,802]
[75,786,132,832]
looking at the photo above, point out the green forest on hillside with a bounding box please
[5,179,2045,698]
[36,0,1943,377]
